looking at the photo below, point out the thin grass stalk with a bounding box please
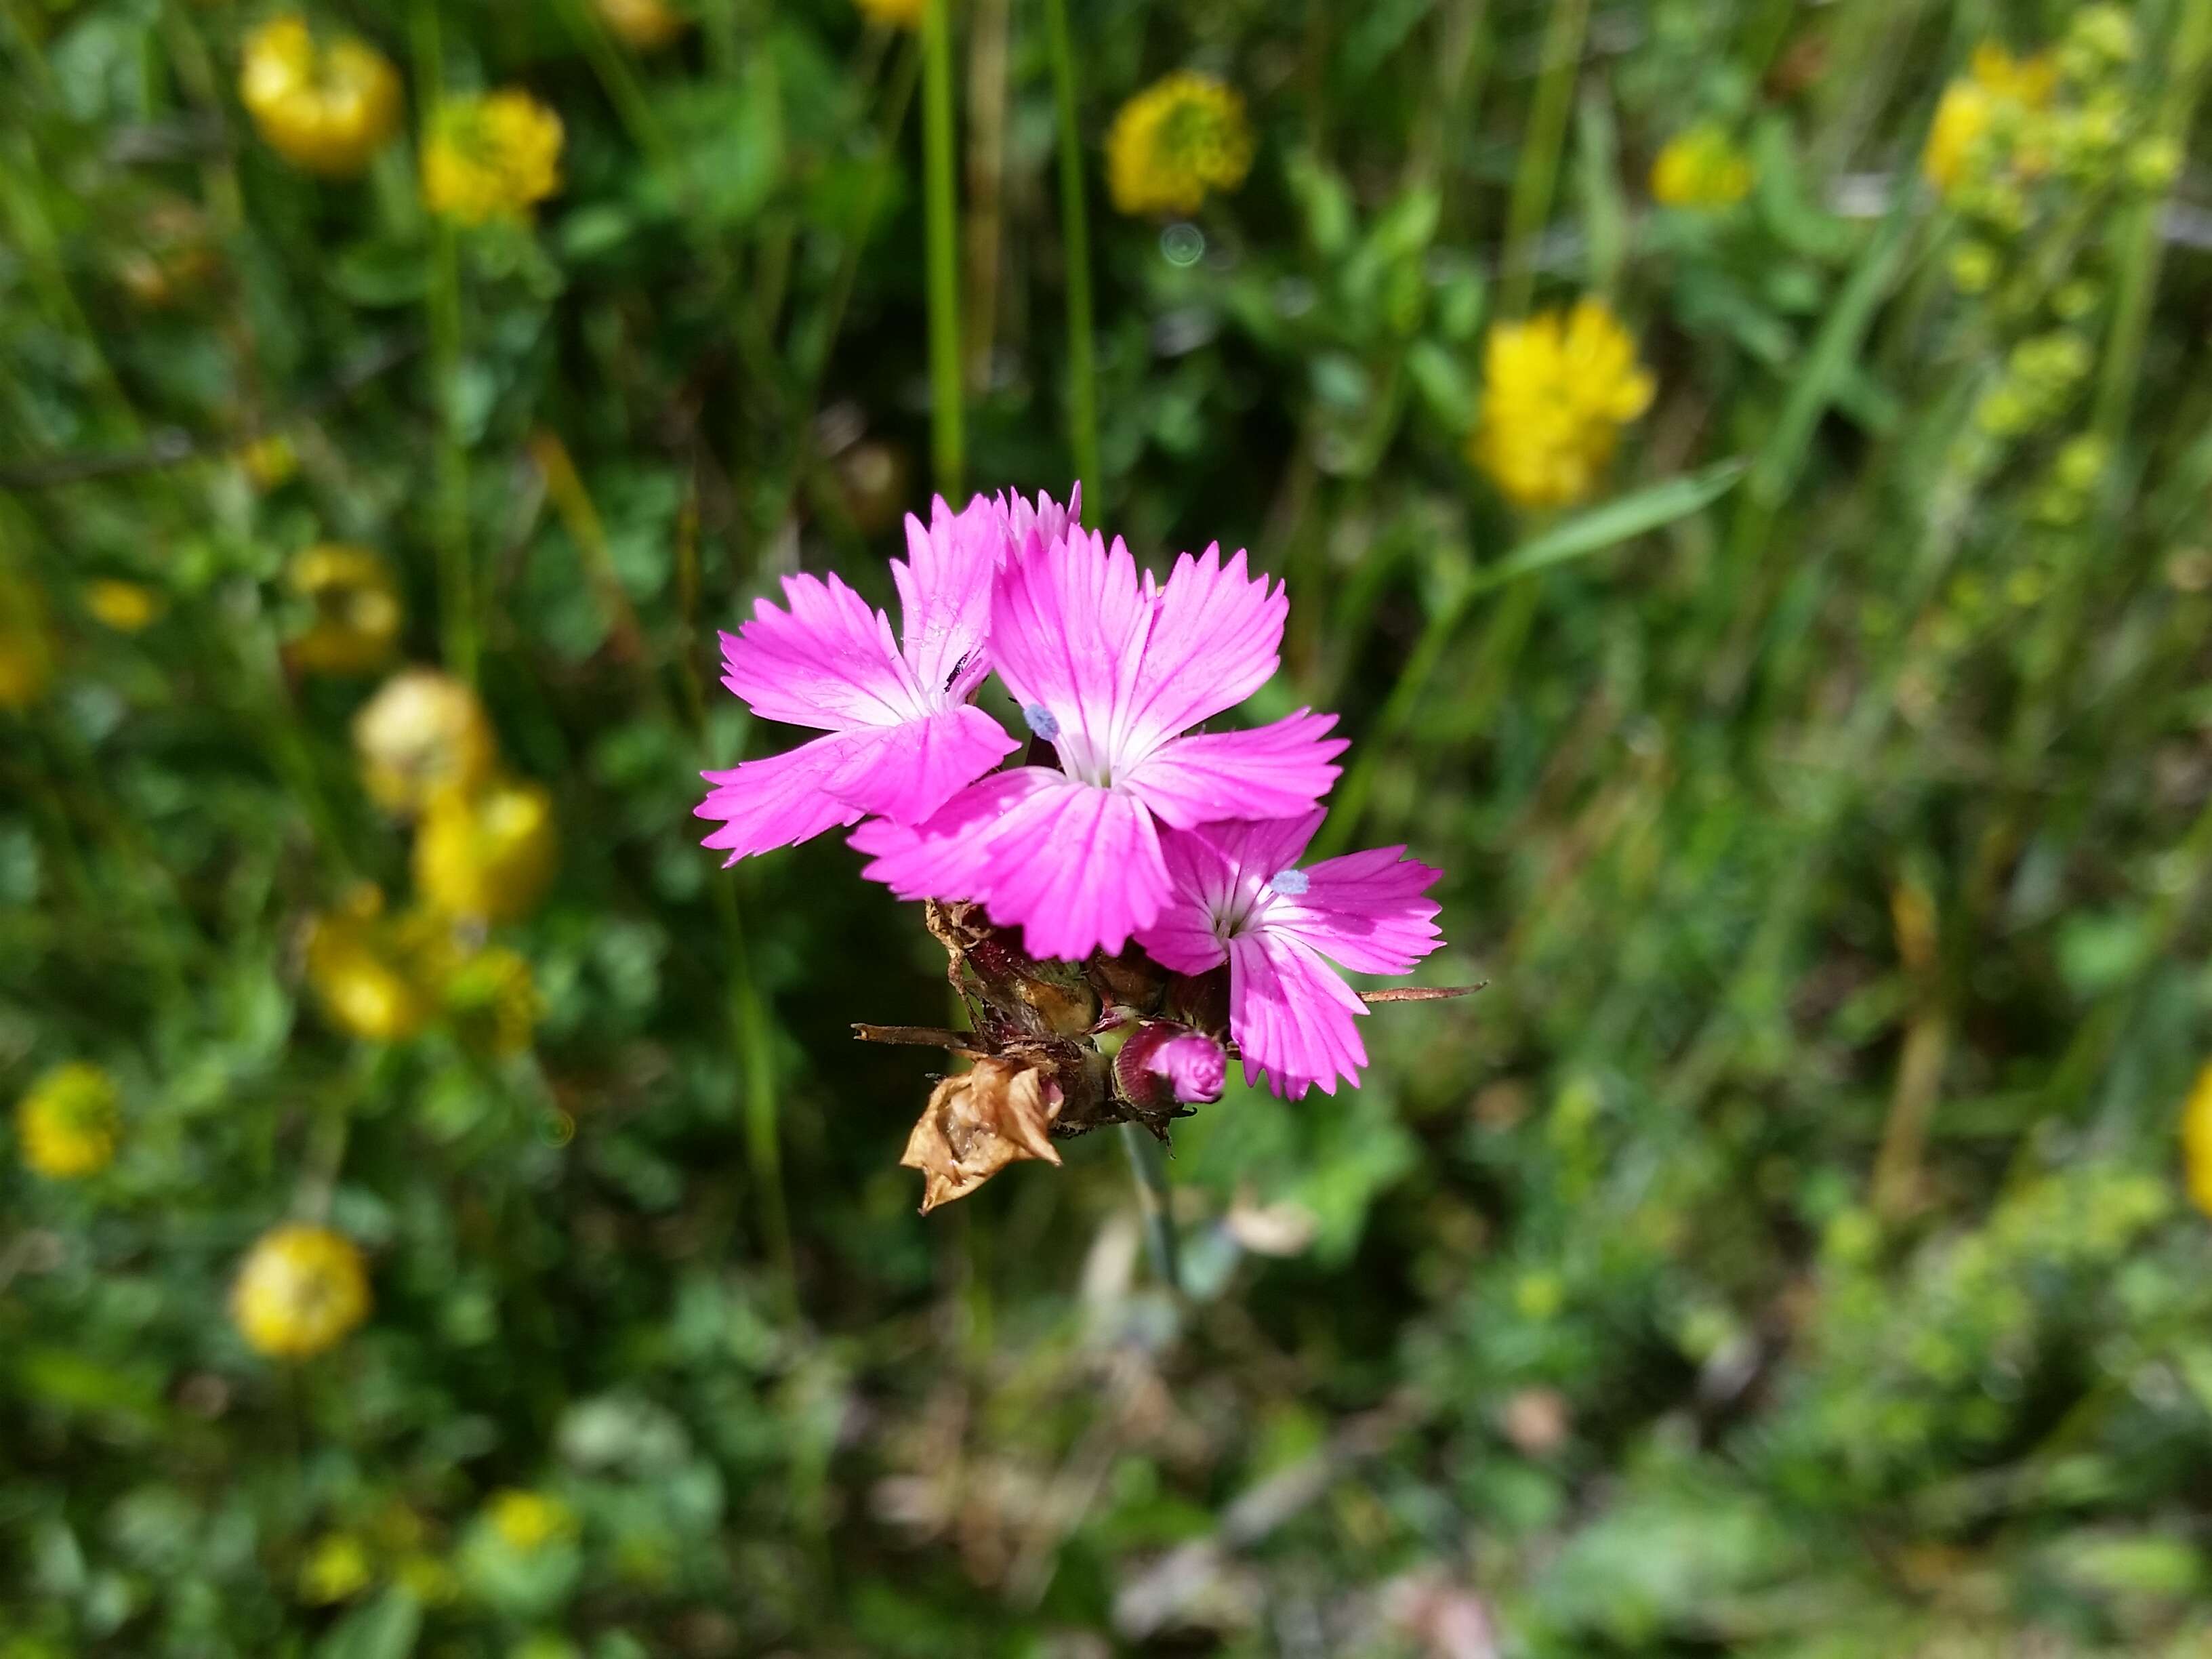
[922,0,965,495]
[1498,0,1589,319]
[1042,0,1101,496]
[411,1,475,683]
[963,0,1010,393]
[1120,1122,1181,1292]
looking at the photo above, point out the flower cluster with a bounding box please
[1470,298,1654,511]
[238,16,403,178]
[231,1223,371,1359]
[697,488,1452,1204]
[1923,43,2057,199]
[14,1061,123,1180]
[285,545,404,677]
[1650,125,1754,209]
[422,91,565,224]
[595,0,691,51]
[1106,72,1256,218]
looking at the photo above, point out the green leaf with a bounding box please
[1471,458,1750,594]
[314,1589,421,1659]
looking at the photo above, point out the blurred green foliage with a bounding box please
[6,0,2212,1653]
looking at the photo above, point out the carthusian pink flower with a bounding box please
[1136,811,1443,1099]
[695,490,1074,863]
[853,526,1345,960]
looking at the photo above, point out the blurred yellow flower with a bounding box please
[392,1553,461,1606]
[1106,72,1254,218]
[1470,298,1654,510]
[1650,125,1754,209]
[354,668,498,815]
[596,0,691,49]
[297,1533,374,1605]
[1924,43,2056,194]
[285,546,403,677]
[422,91,565,224]
[415,777,558,924]
[0,578,55,712]
[2183,1063,2212,1219]
[15,1063,122,1180]
[443,945,543,1059]
[83,579,163,634]
[486,1490,577,1553]
[231,1223,371,1359]
[239,16,403,178]
[304,887,451,1043]
[853,0,924,27]
[242,433,300,491]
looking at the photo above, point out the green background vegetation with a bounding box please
[6,0,2212,1652]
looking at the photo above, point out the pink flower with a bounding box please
[1136,811,1443,1099]
[695,490,1073,863]
[853,527,1346,959]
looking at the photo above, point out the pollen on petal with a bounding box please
[1022,702,1061,740]
[1269,867,1310,896]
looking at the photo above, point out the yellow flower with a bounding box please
[443,945,544,1059]
[415,777,558,924]
[354,668,498,815]
[1923,43,2057,194]
[231,1223,371,1359]
[1105,72,1255,218]
[421,91,565,225]
[83,579,163,634]
[239,16,403,178]
[1650,125,1754,209]
[242,434,300,491]
[15,1063,122,1180]
[853,0,924,26]
[297,1533,374,1605]
[1469,298,1654,511]
[304,887,452,1043]
[0,577,55,712]
[285,546,403,677]
[392,1553,461,1606]
[596,0,691,49]
[2183,1063,2212,1219]
[485,1490,577,1553]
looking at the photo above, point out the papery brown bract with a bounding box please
[901,1057,1065,1214]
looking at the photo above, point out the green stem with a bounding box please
[716,880,796,1315]
[1042,0,1100,499]
[1498,0,1589,318]
[1120,1122,1181,1293]
[412,1,475,683]
[921,0,964,495]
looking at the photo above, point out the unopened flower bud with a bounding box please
[1948,241,1999,293]
[2126,136,2181,192]
[1113,1021,1228,1109]
[900,1057,1063,1212]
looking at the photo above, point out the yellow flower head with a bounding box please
[243,433,300,491]
[1106,72,1255,218]
[354,668,498,814]
[1470,298,1655,511]
[1651,125,1754,209]
[485,1490,577,1553]
[297,1533,374,1605]
[285,546,403,677]
[415,777,558,924]
[239,16,403,178]
[304,886,453,1043]
[2183,1063,2212,1219]
[0,577,55,713]
[596,0,691,49]
[15,1063,122,1180]
[83,579,163,634]
[422,91,565,225]
[443,945,544,1059]
[1923,44,2057,194]
[853,0,924,26]
[232,1223,371,1359]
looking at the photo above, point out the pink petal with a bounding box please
[977,776,1171,960]
[892,495,1002,701]
[695,735,868,863]
[1228,930,1370,1099]
[987,527,1155,781]
[1115,545,1288,756]
[851,768,1059,903]
[719,572,924,733]
[1270,844,1446,975]
[1120,711,1347,829]
[819,703,1018,825]
[1000,483,1080,554]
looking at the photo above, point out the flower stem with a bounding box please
[921,0,964,495]
[1042,0,1101,498]
[412,0,476,684]
[1120,1122,1181,1293]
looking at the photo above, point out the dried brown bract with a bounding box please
[901,1057,1065,1214]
